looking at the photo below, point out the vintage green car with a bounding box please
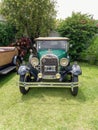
[18,37,82,96]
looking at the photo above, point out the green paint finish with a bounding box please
[38,49,67,59]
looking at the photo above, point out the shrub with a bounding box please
[0,22,16,46]
[81,36,98,65]
[57,12,98,61]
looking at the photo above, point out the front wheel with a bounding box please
[71,75,78,96]
[19,74,30,94]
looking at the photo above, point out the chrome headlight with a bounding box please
[31,57,39,67]
[60,58,69,67]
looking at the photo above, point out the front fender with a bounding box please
[72,64,82,76]
[18,65,29,75]
[27,64,38,81]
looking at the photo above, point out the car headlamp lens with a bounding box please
[31,57,39,67]
[60,58,69,67]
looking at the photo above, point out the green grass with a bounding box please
[0,63,98,130]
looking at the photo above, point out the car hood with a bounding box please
[38,49,67,59]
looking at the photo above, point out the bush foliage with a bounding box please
[0,22,16,46]
[57,12,98,61]
[81,36,98,65]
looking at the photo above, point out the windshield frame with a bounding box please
[36,40,69,52]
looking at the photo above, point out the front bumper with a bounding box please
[19,81,79,88]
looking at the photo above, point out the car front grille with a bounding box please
[41,55,58,75]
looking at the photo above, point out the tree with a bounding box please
[0,22,16,46]
[57,12,98,60]
[0,0,56,38]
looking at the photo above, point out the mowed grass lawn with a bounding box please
[0,63,98,130]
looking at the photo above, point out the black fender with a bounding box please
[27,63,38,81]
[60,65,72,81]
[18,65,29,76]
[71,64,82,76]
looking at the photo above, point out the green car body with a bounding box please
[18,37,82,96]
[38,49,67,59]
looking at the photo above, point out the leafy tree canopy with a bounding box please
[0,0,56,38]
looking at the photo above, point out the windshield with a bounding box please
[37,40,69,51]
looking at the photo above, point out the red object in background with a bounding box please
[10,37,31,58]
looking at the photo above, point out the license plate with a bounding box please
[43,75,55,79]
[44,66,56,72]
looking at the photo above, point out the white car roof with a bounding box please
[35,37,69,41]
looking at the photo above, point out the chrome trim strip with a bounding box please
[19,81,79,88]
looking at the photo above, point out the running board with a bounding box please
[0,66,16,74]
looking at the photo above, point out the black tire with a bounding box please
[19,75,30,94]
[71,75,78,96]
